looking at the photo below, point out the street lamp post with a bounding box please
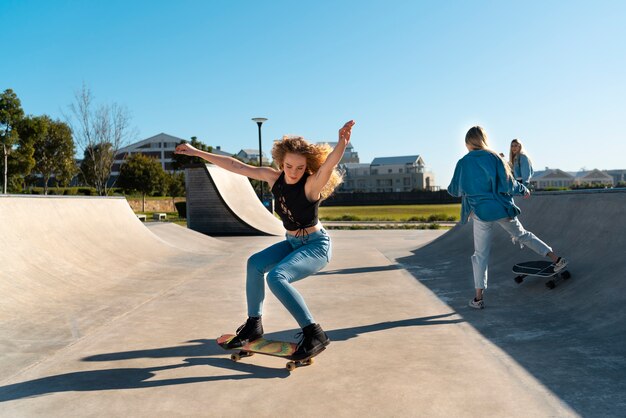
[251,117,268,199]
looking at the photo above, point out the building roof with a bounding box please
[117,132,186,153]
[532,169,574,180]
[371,155,422,166]
[569,169,613,180]
[340,163,369,169]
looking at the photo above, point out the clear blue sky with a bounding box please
[3,0,625,185]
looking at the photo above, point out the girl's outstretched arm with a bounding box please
[307,120,355,199]
[175,143,278,183]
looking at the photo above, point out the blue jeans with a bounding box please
[246,229,332,328]
[472,215,552,290]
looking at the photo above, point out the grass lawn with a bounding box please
[319,204,461,222]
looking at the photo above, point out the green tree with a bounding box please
[117,153,166,211]
[166,171,186,197]
[170,136,212,170]
[0,89,25,193]
[29,116,76,194]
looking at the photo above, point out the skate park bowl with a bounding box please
[398,188,626,416]
[0,190,624,416]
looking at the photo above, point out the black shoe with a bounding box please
[292,323,330,360]
[226,317,263,349]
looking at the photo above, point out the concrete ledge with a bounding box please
[153,213,167,221]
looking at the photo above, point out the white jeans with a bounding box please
[471,214,552,290]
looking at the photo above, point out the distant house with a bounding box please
[607,169,626,185]
[530,169,575,189]
[340,163,371,192]
[531,168,615,189]
[112,132,234,178]
[112,133,186,177]
[236,149,269,166]
[317,142,359,164]
[339,155,436,192]
[571,169,614,187]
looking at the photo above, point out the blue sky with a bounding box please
[3,0,625,185]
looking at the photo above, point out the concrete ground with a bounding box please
[2,192,623,417]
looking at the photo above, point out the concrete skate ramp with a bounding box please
[185,164,285,236]
[398,189,626,416]
[145,222,226,255]
[0,195,224,380]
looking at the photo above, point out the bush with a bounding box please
[78,187,96,196]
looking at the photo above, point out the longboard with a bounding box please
[217,334,321,371]
[512,260,571,289]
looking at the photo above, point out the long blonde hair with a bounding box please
[509,138,531,168]
[271,136,343,200]
[465,126,513,179]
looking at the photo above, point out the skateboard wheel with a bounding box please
[307,357,315,365]
[561,270,571,280]
[546,280,556,289]
[286,361,297,371]
[514,275,524,284]
[231,353,241,362]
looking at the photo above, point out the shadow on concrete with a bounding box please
[0,357,288,402]
[264,313,463,343]
[396,191,626,417]
[0,314,462,402]
[83,339,223,362]
[315,265,401,276]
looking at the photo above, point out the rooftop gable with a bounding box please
[371,155,423,166]
[118,133,187,153]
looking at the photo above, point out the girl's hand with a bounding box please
[523,189,531,199]
[175,143,198,156]
[338,120,355,144]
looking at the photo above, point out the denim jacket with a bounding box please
[448,150,528,224]
[513,153,533,185]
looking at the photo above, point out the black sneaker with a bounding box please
[226,317,263,349]
[292,323,330,360]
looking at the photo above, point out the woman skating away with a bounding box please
[509,138,534,186]
[175,120,355,359]
[447,126,567,309]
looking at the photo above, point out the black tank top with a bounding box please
[271,172,321,231]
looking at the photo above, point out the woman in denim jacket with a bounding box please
[509,138,534,186]
[448,126,567,309]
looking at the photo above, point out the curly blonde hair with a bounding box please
[271,135,343,200]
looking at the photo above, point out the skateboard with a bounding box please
[512,260,571,289]
[216,334,321,371]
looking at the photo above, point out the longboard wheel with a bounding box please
[231,353,241,362]
[514,275,524,284]
[286,361,296,371]
[546,280,556,289]
[307,357,315,365]
[561,270,571,280]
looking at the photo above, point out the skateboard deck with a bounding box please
[217,334,321,371]
[512,260,571,289]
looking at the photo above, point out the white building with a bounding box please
[235,149,269,166]
[112,132,234,177]
[531,168,614,189]
[339,155,436,192]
